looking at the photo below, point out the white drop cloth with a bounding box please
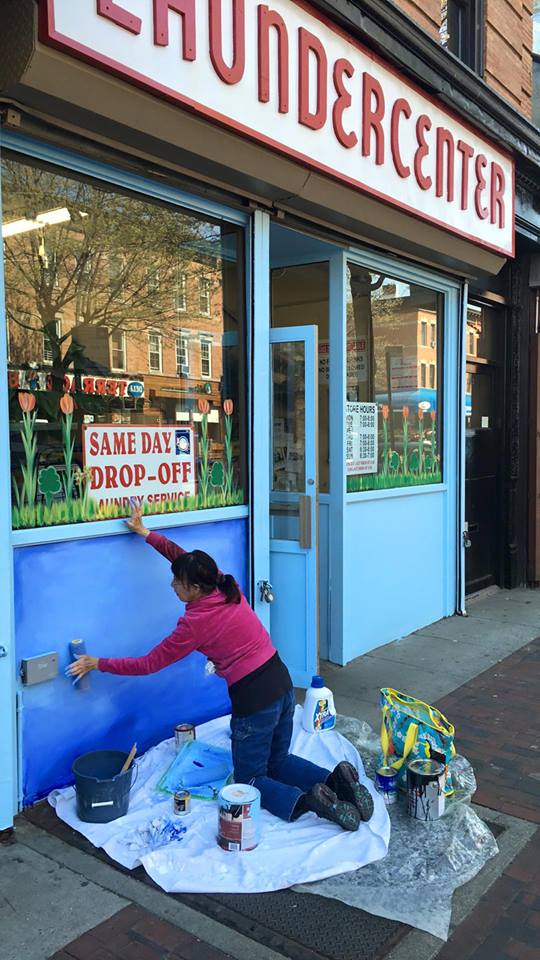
[49,706,390,894]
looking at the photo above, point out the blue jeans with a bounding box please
[230,690,331,821]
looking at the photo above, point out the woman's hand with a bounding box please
[125,504,150,537]
[67,655,99,679]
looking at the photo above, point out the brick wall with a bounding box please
[393,0,442,39]
[390,0,533,117]
[484,0,533,117]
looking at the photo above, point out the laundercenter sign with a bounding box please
[42,0,515,256]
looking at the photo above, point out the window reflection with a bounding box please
[3,156,246,529]
[346,265,443,492]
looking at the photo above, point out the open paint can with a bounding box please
[217,783,261,852]
[407,759,446,821]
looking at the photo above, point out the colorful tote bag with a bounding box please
[380,688,456,795]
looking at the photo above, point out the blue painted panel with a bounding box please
[342,492,449,663]
[14,519,248,804]
[269,545,314,685]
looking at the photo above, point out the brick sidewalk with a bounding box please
[438,637,540,824]
[50,904,232,960]
[434,638,540,960]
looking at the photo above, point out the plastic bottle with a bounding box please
[302,675,336,733]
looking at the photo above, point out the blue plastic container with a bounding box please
[72,750,136,823]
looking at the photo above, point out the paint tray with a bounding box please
[157,740,233,801]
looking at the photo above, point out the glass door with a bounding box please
[268,326,318,687]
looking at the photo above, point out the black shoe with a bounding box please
[328,761,374,822]
[305,782,361,831]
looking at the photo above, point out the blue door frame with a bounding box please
[269,325,318,688]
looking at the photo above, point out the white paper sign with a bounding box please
[346,402,378,476]
[43,0,514,256]
[83,424,196,507]
[390,357,418,392]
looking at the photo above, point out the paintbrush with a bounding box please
[120,743,137,774]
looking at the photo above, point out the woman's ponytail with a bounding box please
[171,550,241,604]
[217,572,241,605]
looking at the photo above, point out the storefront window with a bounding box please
[346,264,443,492]
[3,154,246,529]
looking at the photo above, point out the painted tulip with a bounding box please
[430,411,436,421]
[381,404,389,420]
[18,392,36,413]
[60,394,74,415]
[418,406,424,420]
[223,399,234,416]
[402,405,409,419]
[197,398,210,415]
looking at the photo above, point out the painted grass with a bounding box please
[347,471,442,493]
[12,488,246,529]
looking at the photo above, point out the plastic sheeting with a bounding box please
[295,715,498,941]
[49,708,391,894]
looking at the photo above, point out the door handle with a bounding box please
[299,495,311,549]
[259,580,274,603]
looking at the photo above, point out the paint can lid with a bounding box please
[219,783,260,804]
[311,675,325,688]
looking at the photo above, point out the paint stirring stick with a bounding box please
[121,743,137,774]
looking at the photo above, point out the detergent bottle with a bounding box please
[302,675,336,733]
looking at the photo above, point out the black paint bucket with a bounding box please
[407,759,446,821]
[72,750,137,823]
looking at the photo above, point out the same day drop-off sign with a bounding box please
[83,425,196,507]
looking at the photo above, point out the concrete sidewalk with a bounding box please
[1,587,539,960]
[325,587,540,729]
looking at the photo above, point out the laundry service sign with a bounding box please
[41,0,514,256]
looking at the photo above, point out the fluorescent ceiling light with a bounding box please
[35,207,71,226]
[3,206,71,238]
[2,218,41,238]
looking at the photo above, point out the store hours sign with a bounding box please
[346,402,377,476]
[41,0,514,256]
[83,425,196,507]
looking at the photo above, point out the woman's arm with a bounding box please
[68,619,198,679]
[125,505,185,562]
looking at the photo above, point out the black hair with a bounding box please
[171,550,241,604]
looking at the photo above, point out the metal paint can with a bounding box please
[173,790,191,816]
[375,766,398,805]
[407,759,446,821]
[175,723,196,752]
[217,784,261,852]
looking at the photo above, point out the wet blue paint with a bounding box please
[14,519,248,804]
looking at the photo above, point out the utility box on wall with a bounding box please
[20,652,59,685]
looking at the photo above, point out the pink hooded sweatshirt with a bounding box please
[98,532,276,686]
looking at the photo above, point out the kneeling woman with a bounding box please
[69,507,374,830]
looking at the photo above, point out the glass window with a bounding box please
[3,154,247,529]
[440,0,484,73]
[176,333,189,376]
[199,277,211,316]
[271,263,330,493]
[148,332,162,372]
[200,337,212,378]
[111,330,126,371]
[346,264,443,492]
[43,316,62,364]
[466,303,504,362]
[175,270,187,312]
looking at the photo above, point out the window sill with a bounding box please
[346,482,447,503]
[11,504,249,548]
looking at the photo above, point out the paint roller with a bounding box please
[68,638,90,690]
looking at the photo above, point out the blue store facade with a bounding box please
[0,0,524,831]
